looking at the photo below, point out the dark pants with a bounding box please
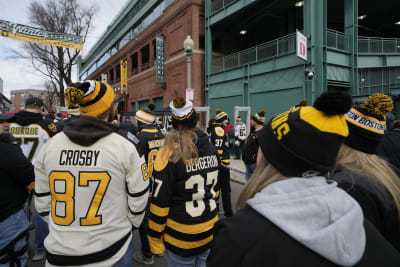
[137,201,152,258]
[218,167,233,217]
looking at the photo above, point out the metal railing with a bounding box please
[212,33,296,73]
[327,29,348,51]
[211,0,239,14]
[358,36,400,54]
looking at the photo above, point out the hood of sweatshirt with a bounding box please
[14,111,43,126]
[63,115,118,146]
[247,177,366,266]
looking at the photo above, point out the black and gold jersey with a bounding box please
[137,126,165,178]
[148,130,219,257]
[209,123,230,167]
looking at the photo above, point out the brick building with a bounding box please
[78,0,205,112]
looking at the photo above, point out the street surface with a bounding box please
[27,159,246,267]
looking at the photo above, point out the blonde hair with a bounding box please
[336,144,400,218]
[164,128,199,164]
[237,155,287,209]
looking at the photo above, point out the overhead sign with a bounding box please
[155,35,165,83]
[0,19,83,50]
[296,30,307,61]
[186,88,194,101]
[120,59,128,93]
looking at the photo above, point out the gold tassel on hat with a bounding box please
[362,93,393,117]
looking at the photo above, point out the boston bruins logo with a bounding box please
[48,123,57,133]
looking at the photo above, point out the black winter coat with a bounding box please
[207,207,400,267]
[333,169,400,252]
[0,133,35,221]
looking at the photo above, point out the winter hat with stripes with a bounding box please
[215,108,228,123]
[344,93,393,154]
[65,80,115,117]
[253,110,266,125]
[136,109,155,125]
[169,96,197,129]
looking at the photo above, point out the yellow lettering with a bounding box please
[271,115,288,130]
[276,123,290,140]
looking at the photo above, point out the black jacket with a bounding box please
[119,120,137,135]
[242,131,258,165]
[0,133,34,221]
[333,169,400,251]
[377,129,400,172]
[207,207,400,267]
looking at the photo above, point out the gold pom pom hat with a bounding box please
[345,93,393,154]
[65,80,115,117]
[169,96,197,129]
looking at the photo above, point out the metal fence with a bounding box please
[211,0,239,14]
[212,33,296,73]
[327,30,348,51]
[359,67,400,96]
[358,37,400,54]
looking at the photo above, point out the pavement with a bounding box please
[229,158,248,185]
[27,157,248,267]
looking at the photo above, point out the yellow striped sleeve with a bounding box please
[166,215,218,234]
[149,219,165,233]
[150,203,170,217]
[148,235,165,255]
[164,234,214,249]
[216,190,220,198]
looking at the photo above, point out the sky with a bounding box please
[0,0,128,99]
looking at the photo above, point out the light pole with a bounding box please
[121,86,128,112]
[183,35,194,89]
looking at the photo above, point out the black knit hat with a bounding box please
[257,91,352,177]
[253,110,266,125]
[25,97,44,107]
[344,93,393,154]
[169,97,197,129]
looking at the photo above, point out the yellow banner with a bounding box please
[120,59,128,93]
[0,30,83,50]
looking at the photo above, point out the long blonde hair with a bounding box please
[164,128,199,164]
[336,144,400,218]
[237,155,287,209]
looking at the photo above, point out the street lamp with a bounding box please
[183,35,194,89]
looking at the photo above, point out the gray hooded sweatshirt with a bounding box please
[247,177,366,266]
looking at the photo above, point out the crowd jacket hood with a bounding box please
[247,177,366,266]
[14,110,43,126]
[63,115,118,146]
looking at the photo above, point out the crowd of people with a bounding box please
[1,79,400,267]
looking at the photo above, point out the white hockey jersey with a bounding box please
[235,122,247,141]
[9,115,57,165]
[34,131,149,267]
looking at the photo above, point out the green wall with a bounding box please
[153,97,164,110]
[138,100,150,110]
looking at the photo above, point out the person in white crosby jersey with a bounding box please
[34,80,149,267]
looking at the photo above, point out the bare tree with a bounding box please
[21,0,97,106]
[43,80,59,111]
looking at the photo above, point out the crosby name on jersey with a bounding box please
[59,149,101,167]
